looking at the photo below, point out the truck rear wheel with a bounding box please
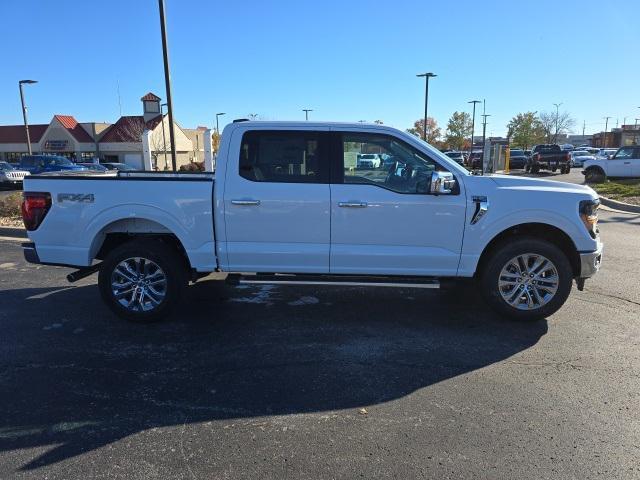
[479,237,573,321]
[98,239,187,322]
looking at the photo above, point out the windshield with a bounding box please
[510,150,524,155]
[41,156,74,167]
[0,161,14,171]
[359,154,376,159]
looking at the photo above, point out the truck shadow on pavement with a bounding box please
[0,279,547,471]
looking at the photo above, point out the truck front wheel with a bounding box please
[98,239,187,322]
[479,237,573,321]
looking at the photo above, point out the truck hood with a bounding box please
[485,174,598,198]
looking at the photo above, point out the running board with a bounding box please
[227,274,440,289]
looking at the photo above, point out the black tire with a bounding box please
[531,165,540,174]
[584,167,605,184]
[98,238,188,322]
[479,237,573,321]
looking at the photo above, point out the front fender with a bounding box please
[458,208,591,277]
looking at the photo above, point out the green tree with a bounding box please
[406,117,441,143]
[445,112,472,150]
[506,112,546,150]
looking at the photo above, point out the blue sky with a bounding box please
[1,0,638,136]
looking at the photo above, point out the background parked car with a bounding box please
[101,162,137,171]
[467,150,484,169]
[78,162,109,172]
[0,161,29,189]
[526,144,571,174]
[18,155,88,174]
[507,149,528,169]
[356,153,382,169]
[596,148,618,160]
[570,150,596,168]
[445,151,466,165]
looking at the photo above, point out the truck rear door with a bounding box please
[222,128,331,273]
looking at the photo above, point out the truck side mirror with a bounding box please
[430,171,456,195]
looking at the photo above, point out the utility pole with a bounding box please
[416,72,436,141]
[603,116,611,148]
[158,0,177,171]
[160,103,168,170]
[468,100,481,154]
[18,80,38,155]
[302,109,313,121]
[582,120,586,136]
[553,102,563,143]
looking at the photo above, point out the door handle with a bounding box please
[231,199,261,206]
[338,201,368,208]
[624,162,631,165]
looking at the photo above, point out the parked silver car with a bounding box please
[570,150,596,168]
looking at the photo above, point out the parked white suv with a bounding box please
[21,121,603,322]
[0,161,29,187]
[583,146,640,182]
[356,153,382,168]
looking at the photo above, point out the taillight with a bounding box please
[22,192,51,231]
[566,152,571,162]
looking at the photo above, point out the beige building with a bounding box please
[0,92,208,170]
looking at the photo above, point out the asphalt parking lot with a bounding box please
[1,185,639,478]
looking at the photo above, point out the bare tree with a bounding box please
[539,111,575,143]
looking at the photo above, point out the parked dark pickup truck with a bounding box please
[526,144,571,174]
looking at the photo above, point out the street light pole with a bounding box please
[468,100,481,154]
[553,102,563,143]
[18,80,38,155]
[160,103,168,170]
[158,0,177,171]
[215,112,226,133]
[302,109,313,121]
[603,116,611,148]
[416,72,436,141]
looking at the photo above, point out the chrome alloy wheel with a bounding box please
[498,254,559,311]
[111,257,167,312]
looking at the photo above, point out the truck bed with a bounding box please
[23,172,217,271]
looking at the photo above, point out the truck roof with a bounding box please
[224,120,394,131]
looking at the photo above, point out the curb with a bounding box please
[598,196,640,214]
[0,225,27,241]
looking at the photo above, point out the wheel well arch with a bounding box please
[585,165,605,174]
[476,223,581,278]
[90,218,191,271]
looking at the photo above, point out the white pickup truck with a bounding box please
[21,121,603,322]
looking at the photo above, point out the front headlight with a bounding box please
[579,199,600,238]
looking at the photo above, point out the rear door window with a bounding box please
[239,131,329,183]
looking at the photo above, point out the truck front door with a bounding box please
[223,129,331,273]
[329,131,466,276]
[608,147,634,177]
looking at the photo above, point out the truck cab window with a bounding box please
[239,131,328,183]
[341,133,440,194]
